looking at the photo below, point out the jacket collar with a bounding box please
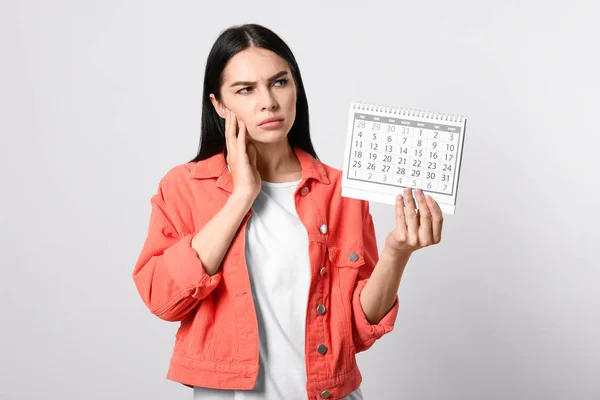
[189,146,330,192]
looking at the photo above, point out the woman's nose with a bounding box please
[260,90,278,111]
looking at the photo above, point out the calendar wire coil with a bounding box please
[353,101,465,123]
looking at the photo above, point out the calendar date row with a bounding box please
[348,169,454,194]
[348,165,455,184]
[353,138,457,154]
[354,128,459,144]
[351,158,455,174]
[352,148,456,163]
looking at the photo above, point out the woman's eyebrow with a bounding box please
[229,71,288,88]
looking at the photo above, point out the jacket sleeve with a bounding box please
[132,186,223,322]
[350,202,400,353]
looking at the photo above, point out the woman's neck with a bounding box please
[252,140,302,183]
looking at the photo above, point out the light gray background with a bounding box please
[1,1,598,399]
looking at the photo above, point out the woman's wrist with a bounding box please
[228,191,254,213]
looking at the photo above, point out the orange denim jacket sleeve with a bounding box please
[132,183,223,322]
[351,202,400,353]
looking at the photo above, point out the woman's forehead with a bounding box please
[222,48,289,83]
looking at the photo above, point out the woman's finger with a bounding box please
[224,108,233,157]
[395,193,407,239]
[427,195,444,243]
[237,116,247,156]
[404,187,418,245]
[226,109,237,156]
[416,189,433,246]
[247,140,257,168]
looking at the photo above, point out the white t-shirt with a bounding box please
[193,178,363,400]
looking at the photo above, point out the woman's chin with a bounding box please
[247,130,289,144]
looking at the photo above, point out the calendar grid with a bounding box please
[345,113,463,197]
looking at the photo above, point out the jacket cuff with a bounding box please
[351,278,399,351]
[163,233,223,299]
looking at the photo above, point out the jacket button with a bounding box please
[320,390,331,398]
[317,344,327,354]
[319,267,326,276]
[348,252,359,262]
[317,304,326,315]
[300,187,309,196]
[319,224,328,234]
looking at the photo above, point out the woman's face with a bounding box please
[210,47,297,144]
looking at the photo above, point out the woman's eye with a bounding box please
[236,79,288,95]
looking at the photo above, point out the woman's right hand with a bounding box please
[223,108,261,204]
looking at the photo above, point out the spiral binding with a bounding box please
[352,101,465,123]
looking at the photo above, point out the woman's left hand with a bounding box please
[384,187,444,258]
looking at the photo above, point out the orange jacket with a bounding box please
[132,146,400,399]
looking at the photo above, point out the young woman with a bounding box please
[132,23,444,400]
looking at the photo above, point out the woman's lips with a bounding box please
[258,119,283,129]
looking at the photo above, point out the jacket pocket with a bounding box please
[327,246,366,268]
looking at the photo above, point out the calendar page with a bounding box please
[341,102,467,215]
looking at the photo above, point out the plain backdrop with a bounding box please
[1,1,598,399]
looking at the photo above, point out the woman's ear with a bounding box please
[209,93,226,119]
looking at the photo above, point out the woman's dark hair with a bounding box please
[188,23,319,163]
